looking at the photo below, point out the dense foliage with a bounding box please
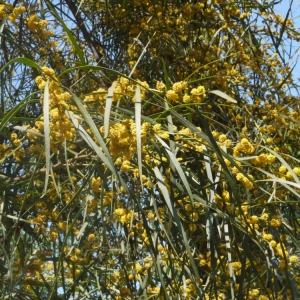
[0,0,300,299]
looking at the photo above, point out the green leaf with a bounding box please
[43,80,51,196]
[104,82,116,138]
[135,85,143,189]
[0,57,41,76]
[209,90,237,103]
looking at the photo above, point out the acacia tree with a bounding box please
[0,0,300,299]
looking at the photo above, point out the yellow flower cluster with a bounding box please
[190,85,206,103]
[10,132,21,146]
[251,153,276,167]
[0,3,13,20]
[114,207,137,224]
[34,67,75,150]
[26,14,49,32]
[91,177,102,192]
[0,144,11,161]
[13,148,25,162]
[24,14,57,52]
[172,81,186,93]
[8,5,26,23]
[156,81,165,91]
[233,138,255,156]
[236,172,254,189]
[289,255,299,264]
[166,82,206,104]
[104,119,136,160]
[121,160,131,172]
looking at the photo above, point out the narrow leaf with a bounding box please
[66,111,116,175]
[104,81,116,138]
[135,85,143,190]
[261,145,300,184]
[0,98,39,133]
[0,57,41,76]
[155,134,193,204]
[43,80,51,195]
[224,222,235,299]
[209,90,237,103]
[13,125,44,138]
[69,92,118,178]
[154,166,174,218]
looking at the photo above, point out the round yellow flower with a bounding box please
[289,255,299,263]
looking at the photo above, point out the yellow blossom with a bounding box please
[88,234,95,240]
[189,224,197,231]
[270,218,282,227]
[156,81,165,91]
[172,81,186,93]
[293,167,300,176]
[166,90,179,101]
[260,213,269,222]
[289,255,298,263]
[279,165,287,173]
[248,215,259,224]
[183,94,191,103]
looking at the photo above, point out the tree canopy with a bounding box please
[0,0,300,299]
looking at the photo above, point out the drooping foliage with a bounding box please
[0,0,300,299]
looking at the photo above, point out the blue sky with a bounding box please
[274,0,300,84]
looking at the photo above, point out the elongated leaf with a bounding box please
[135,85,143,189]
[128,33,155,78]
[209,90,237,103]
[1,214,38,224]
[64,139,75,191]
[235,156,258,161]
[224,222,235,299]
[66,111,116,175]
[43,80,51,195]
[154,166,174,218]
[155,134,193,204]
[170,108,240,206]
[13,126,44,138]
[104,81,116,138]
[69,92,118,179]
[261,145,300,184]
[154,167,204,296]
[164,100,177,160]
[76,222,88,241]
[0,57,41,76]
[50,162,60,200]
[257,169,300,199]
[0,98,39,133]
